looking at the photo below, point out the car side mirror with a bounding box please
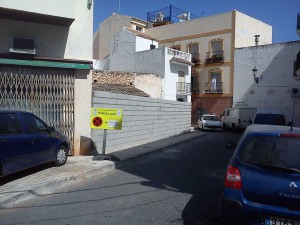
[48,127,55,132]
[226,142,236,150]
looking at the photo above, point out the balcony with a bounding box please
[176,82,191,94]
[204,82,223,94]
[205,51,224,64]
[168,48,194,66]
[191,53,201,65]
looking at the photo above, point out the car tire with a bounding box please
[201,125,204,130]
[54,146,68,167]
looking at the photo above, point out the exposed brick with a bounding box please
[191,96,232,124]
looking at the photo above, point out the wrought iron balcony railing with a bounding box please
[191,53,201,65]
[176,82,191,94]
[205,51,224,64]
[204,82,223,93]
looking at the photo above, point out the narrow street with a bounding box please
[0,131,241,225]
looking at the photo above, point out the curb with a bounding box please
[0,131,204,209]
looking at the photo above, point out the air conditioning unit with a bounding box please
[9,37,36,55]
[291,88,300,98]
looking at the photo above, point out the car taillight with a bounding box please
[224,165,242,189]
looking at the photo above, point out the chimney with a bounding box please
[254,35,260,46]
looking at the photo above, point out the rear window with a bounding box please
[0,113,23,135]
[253,113,286,125]
[238,136,300,170]
[203,116,218,121]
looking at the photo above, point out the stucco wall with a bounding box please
[91,91,191,154]
[0,0,93,60]
[234,41,300,126]
[0,0,75,19]
[235,11,272,47]
[145,11,233,41]
[98,14,132,59]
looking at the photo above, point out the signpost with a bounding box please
[90,107,123,160]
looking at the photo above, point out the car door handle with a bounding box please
[0,139,7,143]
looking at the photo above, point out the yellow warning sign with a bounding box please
[90,108,123,130]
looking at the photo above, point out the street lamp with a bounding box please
[252,67,258,83]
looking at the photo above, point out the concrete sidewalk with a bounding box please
[0,130,204,209]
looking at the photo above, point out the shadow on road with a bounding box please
[119,131,241,225]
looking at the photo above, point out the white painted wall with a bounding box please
[92,91,191,153]
[234,41,300,126]
[0,0,75,19]
[0,0,93,60]
[96,14,132,59]
[108,29,192,102]
[235,11,272,47]
[136,36,158,52]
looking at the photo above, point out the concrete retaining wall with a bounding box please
[91,91,191,154]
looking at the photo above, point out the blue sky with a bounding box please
[93,0,300,44]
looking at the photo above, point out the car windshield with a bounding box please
[203,116,218,121]
[238,135,300,170]
[254,114,286,125]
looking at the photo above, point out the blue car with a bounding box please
[0,110,70,177]
[220,124,300,225]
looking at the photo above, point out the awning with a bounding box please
[0,58,92,70]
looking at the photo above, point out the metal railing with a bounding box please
[176,82,191,94]
[204,82,223,93]
[205,51,224,64]
[191,53,201,64]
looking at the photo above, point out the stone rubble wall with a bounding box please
[93,70,162,98]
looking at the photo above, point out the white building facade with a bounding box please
[234,41,300,126]
[95,28,193,102]
[0,0,94,155]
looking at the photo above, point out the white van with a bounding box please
[221,107,257,130]
[252,108,287,126]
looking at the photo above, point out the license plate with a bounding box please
[265,216,300,225]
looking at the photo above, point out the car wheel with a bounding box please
[201,125,204,130]
[54,146,68,166]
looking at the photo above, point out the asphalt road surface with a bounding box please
[0,130,241,225]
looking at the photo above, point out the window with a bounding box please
[136,26,142,32]
[21,113,48,133]
[209,71,222,92]
[188,43,199,59]
[211,40,222,56]
[239,136,300,170]
[0,113,23,135]
[178,71,185,83]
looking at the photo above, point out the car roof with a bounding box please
[202,114,216,116]
[0,109,31,114]
[245,124,300,135]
